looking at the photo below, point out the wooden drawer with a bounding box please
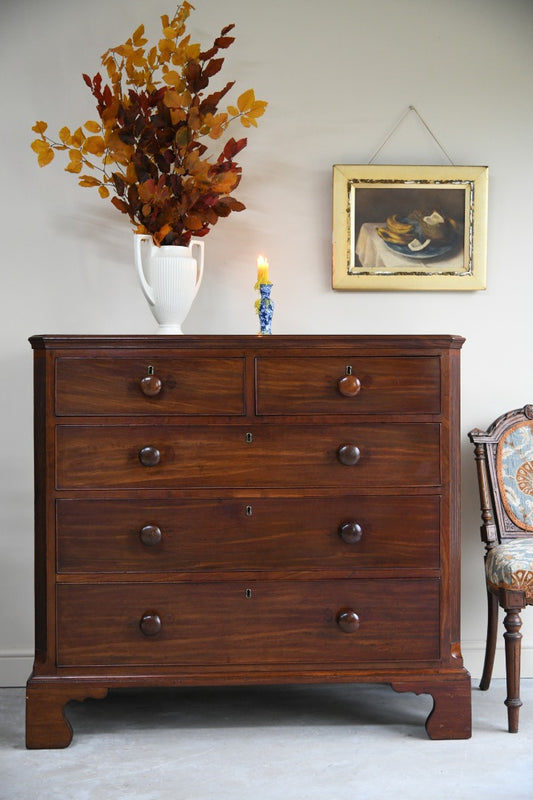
[56,496,440,573]
[55,423,440,489]
[56,579,440,666]
[55,356,245,416]
[255,356,441,415]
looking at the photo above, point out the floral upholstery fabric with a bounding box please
[497,421,533,531]
[485,540,533,602]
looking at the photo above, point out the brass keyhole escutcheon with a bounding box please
[245,588,253,599]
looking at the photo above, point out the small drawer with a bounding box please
[56,496,440,573]
[255,356,441,415]
[55,423,440,489]
[56,579,440,667]
[55,356,245,416]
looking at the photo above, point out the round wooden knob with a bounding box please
[140,374,162,397]
[336,609,360,633]
[139,446,161,467]
[337,374,361,397]
[338,521,363,544]
[139,612,162,636]
[337,444,361,466]
[140,524,162,546]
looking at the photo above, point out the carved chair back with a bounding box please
[470,404,533,551]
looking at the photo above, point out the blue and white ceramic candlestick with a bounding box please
[257,282,274,335]
[255,255,274,335]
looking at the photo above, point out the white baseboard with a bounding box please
[460,642,533,681]
[1,655,33,688]
[2,648,533,688]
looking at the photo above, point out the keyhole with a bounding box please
[245,432,253,443]
[147,365,154,375]
[345,365,353,375]
[245,588,252,599]
[245,505,253,516]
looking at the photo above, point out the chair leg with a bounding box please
[480,589,499,690]
[503,606,523,733]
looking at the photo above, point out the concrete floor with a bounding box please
[1,680,532,800]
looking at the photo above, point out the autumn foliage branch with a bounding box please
[31,2,267,246]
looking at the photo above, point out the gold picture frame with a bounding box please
[332,164,488,291]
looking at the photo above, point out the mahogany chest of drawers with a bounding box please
[26,334,471,747]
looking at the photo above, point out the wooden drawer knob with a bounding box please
[336,609,360,633]
[337,444,361,466]
[140,374,162,397]
[338,521,363,544]
[139,446,161,467]
[139,612,162,636]
[337,374,361,397]
[140,525,162,546]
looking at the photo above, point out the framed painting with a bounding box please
[332,164,488,290]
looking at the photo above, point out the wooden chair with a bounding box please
[469,405,533,732]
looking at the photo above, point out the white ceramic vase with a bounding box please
[134,233,205,334]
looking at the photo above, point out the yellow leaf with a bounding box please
[59,126,71,144]
[163,89,185,109]
[169,107,187,125]
[185,42,201,60]
[38,148,54,167]
[211,171,239,193]
[32,141,54,166]
[132,24,146,46]
[237,89,255,113]
[183,213,204,231]
[31,139,49,155]
[32,120,48,134]
[162,70,183,87]
[227,105,238,117]
[125,163,137,185]
[158,38,176,61]
[65,161,82,174]
[71,127,85,148]
[246,100,268,119]
[132,49,147,68]
[84,120,101,133]
[78,175,101,187]
[98,185,110,199]
[83,135,106,156]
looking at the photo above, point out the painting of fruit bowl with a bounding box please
[377,210,462,260]
[332,164,488,291]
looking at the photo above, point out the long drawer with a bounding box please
[55,423,440,489]
[56,496,441,572]
[56,579,440,666]
[255,356,441,415]
[55,356,245,416]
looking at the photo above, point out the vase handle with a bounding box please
[134,234,155,306]
[190,239,205,299]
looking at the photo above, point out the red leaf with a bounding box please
[203,58,224,79]
[223,137,247,160]
[111,196,130,215]
[214,35,235,49]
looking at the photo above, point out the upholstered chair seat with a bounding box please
[485,541,533,601]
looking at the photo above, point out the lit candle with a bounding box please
[257,254,269,284]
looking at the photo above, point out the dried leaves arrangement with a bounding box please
[31,2,267,246]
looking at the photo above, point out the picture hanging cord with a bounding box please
[368,105,455,165]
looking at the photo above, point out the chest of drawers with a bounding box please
[26,334,471,747]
